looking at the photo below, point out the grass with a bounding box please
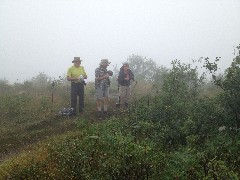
[0,116,77,163]
[0,93,127,164]
[1,80,235,177]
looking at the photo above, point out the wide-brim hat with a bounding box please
[100,59,111,66]
[72,57,83,63]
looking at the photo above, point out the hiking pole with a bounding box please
[51,81,56,117]
[116,82,120,108]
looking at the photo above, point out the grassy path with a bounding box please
[0,116,78,163]
[0,99,124,163]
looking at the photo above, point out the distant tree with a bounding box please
[162,59,205,100]
[31,72,51,88]
[127,55,157,82]
[0,78,11,94]
[20,80,34,94]
[152,65,169,93]
[110,64,119,92]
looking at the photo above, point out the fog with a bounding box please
[0,0,239,84]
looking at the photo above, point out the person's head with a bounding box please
[99,59,111,68]
[72,57,83,67]
[122,62,129,71]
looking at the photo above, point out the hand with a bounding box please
[75,77,80,82]
[77,75,84,82]
[104,73,109,78]
[107,70,113,76]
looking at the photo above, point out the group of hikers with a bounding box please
[67,57,134,117]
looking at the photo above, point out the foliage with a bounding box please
[129,60,209,147]
[1,49,240,179]
[2,117,238,179]
[127,57,240,178]
[162,59,205,99]
[203,45,240,128]
[0,79,11,94]
[0,119,166,179]
[127,54,157,82]
[31,72,52,88]
[152,65,169,93]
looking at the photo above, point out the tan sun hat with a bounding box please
[100,59,111,66]
[72,57,83,63]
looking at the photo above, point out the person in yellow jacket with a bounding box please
[67,57,87,115]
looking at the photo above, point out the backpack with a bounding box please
[59,108,75,116]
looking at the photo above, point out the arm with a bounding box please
[95,68,109,81]
[96,73,109,81]
[129,70,134,81]
[67,76,80,81]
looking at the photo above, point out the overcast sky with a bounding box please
[0,0,239,83]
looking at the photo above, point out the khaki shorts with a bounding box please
[95,87,109,99]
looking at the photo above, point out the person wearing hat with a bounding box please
[67,57,88,115]
[95,59,113,117]
[117,62,134,109]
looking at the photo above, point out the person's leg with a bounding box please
[78,83,84,113]
[96,98,102,117]
[71,83,78,115]
[103,97,109,112]
[124,86,130,108]
[103,87,109,113]
[119,85,126,107]
[96,98,102,111]
[96,88,103,116]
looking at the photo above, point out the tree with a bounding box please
[127,54,157,82]
[204,44,240,128]
[152,65,168,93]
[0,78,11,94]
[31,72,52,88]
[162,59,205,100]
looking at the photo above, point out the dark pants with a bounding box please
[71,82,84,114]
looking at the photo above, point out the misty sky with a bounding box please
[0,0,240,83]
